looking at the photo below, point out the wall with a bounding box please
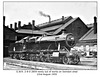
[4,27,16,57]
[65,18,89,42]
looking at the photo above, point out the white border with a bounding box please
[0,0,100,77]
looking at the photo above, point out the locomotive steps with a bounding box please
[3,58,97,70]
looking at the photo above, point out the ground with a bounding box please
[3,57,97,70]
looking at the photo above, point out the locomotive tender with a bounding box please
[8,32,80,64]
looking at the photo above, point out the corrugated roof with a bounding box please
[79,28,97,41]
[53,17,78,34]
[16,29,52,35]
[41,24,62,32]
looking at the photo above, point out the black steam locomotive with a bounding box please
[8,32,80,64]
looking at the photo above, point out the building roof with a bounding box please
[16,16,86,36]
[53,17,79,34]
[41,24,62,32]
[21,24,32,29]
[79,28,97,41]
[36,16,73,28]
[16,29,52,35]
[21,24,40,30]
[16,16,73,35]
[37,16,79,35]
[4,26,16,33]
[86,23,93,28]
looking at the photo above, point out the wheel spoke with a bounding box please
[63,56,68,64]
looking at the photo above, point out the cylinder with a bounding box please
[14,22,17,30]
[10,24,13,29]
[18,21,21,29]
[3,16,5,26]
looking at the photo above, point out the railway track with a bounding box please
[3,57,97,70]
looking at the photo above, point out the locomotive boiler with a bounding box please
[8,32,80,64]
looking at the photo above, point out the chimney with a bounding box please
[32,20,35,26]
[48,16,51,23]
[14,22,17,30]
[32,20,35,30]
[94,16,97,34]
[3,16,5,26]
[62,16,64,21]
[18,21,21,29]
[10,24,13,29]
[28,22,32,26]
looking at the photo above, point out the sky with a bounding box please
[3,1,97,27]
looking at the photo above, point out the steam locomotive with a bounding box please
[8,32,80,64]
